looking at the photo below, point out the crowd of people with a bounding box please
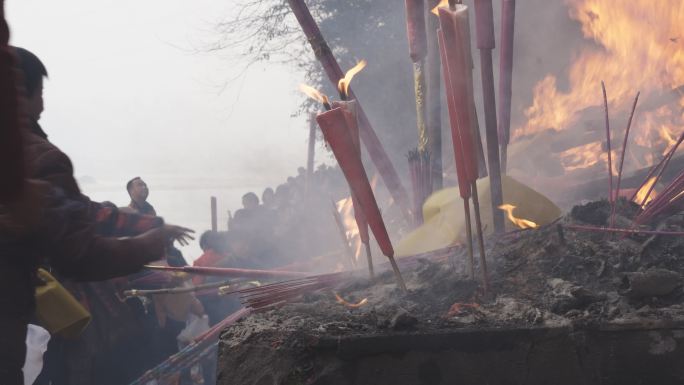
[0,13,354,382]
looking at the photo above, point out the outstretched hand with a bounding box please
[163,224,195,246]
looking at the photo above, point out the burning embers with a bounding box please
[512,1,684,179]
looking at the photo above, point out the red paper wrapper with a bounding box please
[317,107,393,257]
[438,31,470,199]
[332,101,370,245]
[473,0,495,50]
[438,6,479,194]
[405,0,428,62]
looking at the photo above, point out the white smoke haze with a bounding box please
[7,0,681,258]
[6,0,334,259]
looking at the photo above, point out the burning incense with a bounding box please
[602,81,613,203]
[437,9,478,280]
[287,0,411,221]
[317,108,407,292]
[404,0,430,153]
[473,0,505,234]
[498,0,515,172]
[610,92,640,227]
[334,99,374,279]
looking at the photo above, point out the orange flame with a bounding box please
[334,292,368,308]
[431,0,450,15]
[514,1,684,176]
[338,60,367,98]
[634,176,657,207]
[336,197,362,261]
[299,84,330,106]
[498,204,539,229]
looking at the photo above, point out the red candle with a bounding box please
[332,100,370,245]
[317,107,393,258]
[438,6,479,189]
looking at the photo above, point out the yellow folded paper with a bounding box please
[396,175,561,256]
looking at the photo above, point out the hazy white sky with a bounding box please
[6,0,316,188]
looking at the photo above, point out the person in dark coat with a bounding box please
[0,44,193,385]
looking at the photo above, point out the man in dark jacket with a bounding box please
[0,43,194,385]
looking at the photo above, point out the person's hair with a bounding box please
[199,230,221,251]
[262,187,274,199]
[126,177,141,193]
[13,47,48,98]
[242,192,259,205]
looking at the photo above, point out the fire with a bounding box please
[299,84,330,106]
[337,60,367,98]
[515,1,684,176]
[498,204,539,229]
[430,0,450,15]
[336,197,362,260]
[334,292,368,308]
[634,176,657,207]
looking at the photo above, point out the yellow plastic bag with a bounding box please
[396,175,561,257]
[35,268,91,338]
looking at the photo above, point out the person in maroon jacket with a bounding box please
[0,39,194,385]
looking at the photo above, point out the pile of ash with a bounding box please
[217,199,684,384]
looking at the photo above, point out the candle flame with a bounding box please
[334,292,368,308]
[299,84,330,106]
[337,60,367,98]
[498,204,539,229]
[431,0,450,15]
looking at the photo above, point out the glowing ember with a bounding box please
[446,302,480,318]
[337,60,367,98]
[498,204,539,229]
[634,176,657,207]
[334,292,368,308]
[430,0,450,15]
[299,84,330,106]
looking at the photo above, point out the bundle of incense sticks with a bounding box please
[630,130,684,207]
[437,3,489,292]
[238,273,351,311]
[407,148,433,225]
[144,265,308,279]
[130,307,251,385]
[634,169,684,225]
[317,105,407,291]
